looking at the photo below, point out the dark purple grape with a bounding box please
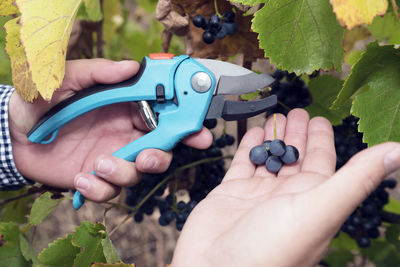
[382,178,397,189]
[249,145,269,165]
[202,31,215,44]
[225,135,235,146]
[361,203,378,217]
[265,155,283,173]
[203,119,217,129]
[176,222,185,231]
[176,212,186,223]
[216,137,227,148]
[269,139,286,156]
[343,224,357,235]
[280,145,299,164]
[367,227,380,238]
[263,140,272,150]
[216,24,227,39]
[159,216,169,226]
[187,200,197,211]
[209,14,222,31]
[357,236,370,248]
[134,213,143,223]
[224,22,237,35]
[193,15,207,29]
[223,10,235,23]
[177,201,186,211]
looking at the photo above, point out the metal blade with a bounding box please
[205,95,278,120]
[194,58,275,95]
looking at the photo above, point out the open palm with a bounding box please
[172,109,400,267]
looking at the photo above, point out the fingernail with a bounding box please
[384,148,400,174]
[97,158,115,175]
[76,176,90,191]
[144,156,159,170]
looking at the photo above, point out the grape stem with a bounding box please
[273,113,277,139]
[381,210,400,223]
[214,0,222,17]
[277,100,291,112]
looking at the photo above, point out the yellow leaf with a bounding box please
[5,17,38,102]
[15,0,82,100]
[330,0,389,29]
[0,0,18,16]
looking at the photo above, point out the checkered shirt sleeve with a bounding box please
[0,85,32,189]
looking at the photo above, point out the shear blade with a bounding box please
[194,58,275,95]
[205,94,277,121]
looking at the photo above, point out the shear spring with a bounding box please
[137,100,158,130]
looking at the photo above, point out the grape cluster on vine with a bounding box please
[193,11,237,44]
[340,178,397,248]
[125,119,234,231]
[266,69,312,116]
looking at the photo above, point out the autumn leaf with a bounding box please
[0,0,18,16]
[15,0,82,101]
[330,0,389,30]
[4,17,38,102]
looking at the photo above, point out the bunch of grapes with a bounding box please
[193,11,237,44]
[249,139,299,173]
[340,178,397,248]
[333,116,367,170]
[125,119,235,231]
[266,70,312,116]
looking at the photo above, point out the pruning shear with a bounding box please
[27,53,277,210]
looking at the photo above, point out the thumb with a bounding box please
[61,59,140,91]
[306,142,400,227]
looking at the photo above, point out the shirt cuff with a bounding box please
[0,85,33,190]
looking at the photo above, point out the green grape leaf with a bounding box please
[350,47,400,146]
[361,240,400,266]
[72,221,106,266]
[0,222,29,267]
[332,42,398,109]
[368,11,400,45]
[252,0,344,74]
[29,192,63,226]
[344,50,363,67]
[91,263,135,267]
[324,249,354,267]
[103,0,121,43]
[101,234,121,263]
[305,75,350,125]
[384,197,400,213]
[329,233,358,251]
[15,0,82,101]
[0,0,18,16]
[19,233,40,266]
[38,234,80,267]
[4,17,38,102]
[386,224,400,251]
[78,0,103,22]
[0,187,31,224]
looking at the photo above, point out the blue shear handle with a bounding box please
[73,57,215,210]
